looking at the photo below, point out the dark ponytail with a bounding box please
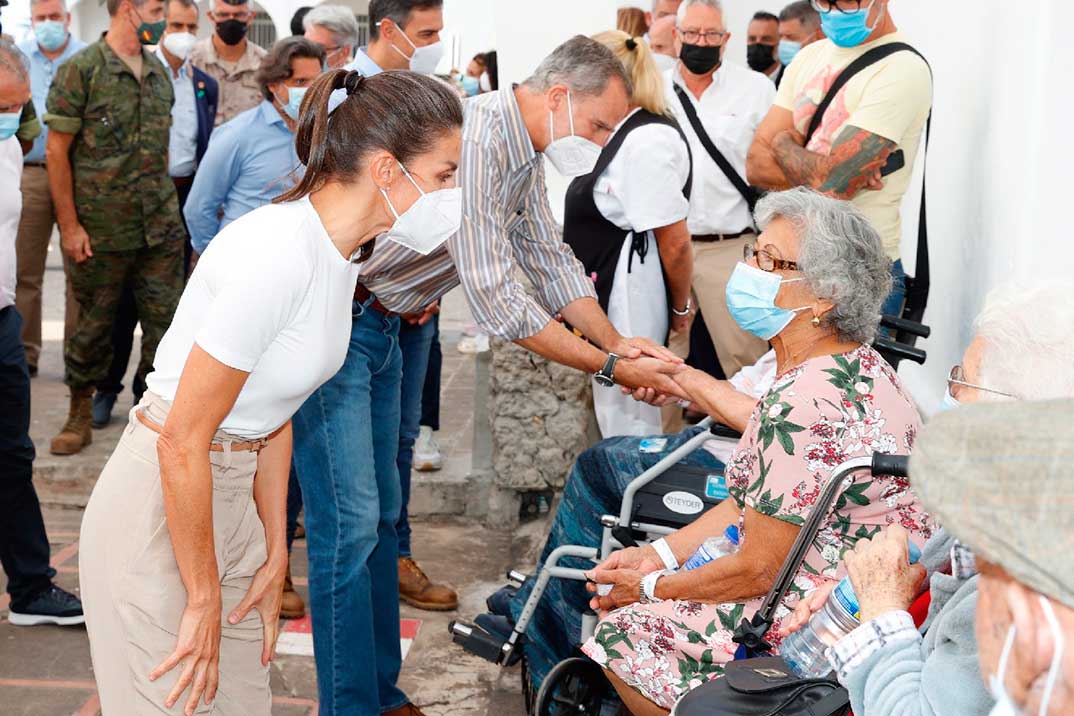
[276,68,464,204]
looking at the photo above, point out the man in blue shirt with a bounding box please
[183,36,323,254]
[14,0,85,376]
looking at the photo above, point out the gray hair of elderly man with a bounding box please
[303,4,362,48]
[677,0,727,26]
[755,187,892,344]
[522,35,633,98]
[0,39,31,85]
[972,279,1074,401]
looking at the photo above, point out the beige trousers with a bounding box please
[79,393,271,715]
[15,165,80,367]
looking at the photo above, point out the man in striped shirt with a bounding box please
[290,35,687,716]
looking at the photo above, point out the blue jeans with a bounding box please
[396,320,435,559]
[420,315,441,430]
[881,259,907,319]
[291,298,408,715]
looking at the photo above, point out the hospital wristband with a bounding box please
[651,538,679,571]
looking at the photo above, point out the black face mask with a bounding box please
[216,18,248,46]
[679,42,722,76]
[747,43,778,72]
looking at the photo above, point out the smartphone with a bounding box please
[880,149,906,177]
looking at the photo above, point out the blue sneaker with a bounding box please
[8,584,85,626]
[91,391,118,428]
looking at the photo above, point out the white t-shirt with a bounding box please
[146,197,361,438]
[592,112,691,232]
[664,63,776,235]
[0,136,23,311]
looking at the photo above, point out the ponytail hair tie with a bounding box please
[343,70,366,96]
[625,37,638,51]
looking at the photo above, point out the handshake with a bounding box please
[601,335,703,408]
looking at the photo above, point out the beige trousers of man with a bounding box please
[79,393,271,715]
[15,164,79,368]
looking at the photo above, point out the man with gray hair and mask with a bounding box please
[303,3,360,70]
[0,37,85,628]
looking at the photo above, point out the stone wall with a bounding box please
[487,338,596,491]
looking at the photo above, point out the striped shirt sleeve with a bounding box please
[448,144,551,340]
[510,162,598,317]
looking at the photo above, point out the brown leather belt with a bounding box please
[172,174,194,189]
[354,283,396,317]
[693,229,753,242]
[136,410,283,453]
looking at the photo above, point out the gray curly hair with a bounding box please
[755,188,892,344]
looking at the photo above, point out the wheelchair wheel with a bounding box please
[534,656,608,716]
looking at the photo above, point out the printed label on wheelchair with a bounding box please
[635,464,727,529]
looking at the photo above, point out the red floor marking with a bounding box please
[50,540,79,568]
[282,614,313,634]
[400,619,421,640]
[74,693,100,716]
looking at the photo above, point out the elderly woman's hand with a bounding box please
[586,566,645,614]
[778,579,838,638]
[844,525,927,623]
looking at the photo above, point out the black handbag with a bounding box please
[671,454,910,716]
[672,657,849,716]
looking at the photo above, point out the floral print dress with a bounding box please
[581,345,932,709]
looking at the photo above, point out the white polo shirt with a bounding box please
[0,136,23,311]
[664,63,775,235]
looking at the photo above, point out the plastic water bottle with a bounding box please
[781,542,923,678]
[682,525,740,571]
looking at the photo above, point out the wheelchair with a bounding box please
[449,316,930,715]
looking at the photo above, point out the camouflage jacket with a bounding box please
[44,39,183,252]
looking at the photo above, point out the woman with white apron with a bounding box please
[563,31,693,437]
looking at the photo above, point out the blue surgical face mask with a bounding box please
[0,112,20,141]
[778,39,802,66]
[459,74,480,97]
[34,20,68,52]
[726,262,810,341]
[820,2,885,48]
[280,85,308,121]
[939,388,961,412]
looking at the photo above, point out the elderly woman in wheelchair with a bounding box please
[459,189,932,714]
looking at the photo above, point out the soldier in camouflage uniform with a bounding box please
[43,0,183,455]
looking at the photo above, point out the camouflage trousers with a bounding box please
[65,240,183,391]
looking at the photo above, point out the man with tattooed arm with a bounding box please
[746,0,931,317]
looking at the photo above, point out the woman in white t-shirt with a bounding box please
[563,31,693,438]
[78,70,464,716]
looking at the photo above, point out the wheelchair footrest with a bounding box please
[449,620,509,664]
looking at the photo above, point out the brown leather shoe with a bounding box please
[382,704,426,716]
[280,564,306,619]
[49,387,94,456]
[398,557,458,611]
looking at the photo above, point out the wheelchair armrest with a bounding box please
[880,314,931,339]
[708,423,743,440]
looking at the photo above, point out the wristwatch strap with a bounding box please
[651,538,679,571]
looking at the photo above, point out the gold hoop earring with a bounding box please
[811,316,821,328]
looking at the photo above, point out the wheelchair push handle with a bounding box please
[871,453,909,478]
[873,338,928,366]
[880,314,932,338]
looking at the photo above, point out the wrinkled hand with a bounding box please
[779,579,838,638]
[607,335,682,364]
[148,592,222,715]
[593,545,663,576]
[613,357,689,400]
[227,556,287,666]
[61,223,92,263]
[620,384,685,408]
[585,567,645,613]
[844,525,926,623]
[403,301,440,326]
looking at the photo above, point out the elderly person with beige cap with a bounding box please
[771,279,1074,716]
[914,399,1074,716]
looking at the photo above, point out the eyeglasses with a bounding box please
[947,365,1016,401]
[810,0,874,14]
[744,241,799,273]
[677,28,727,44]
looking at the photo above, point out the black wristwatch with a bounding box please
[594,353,620,388]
